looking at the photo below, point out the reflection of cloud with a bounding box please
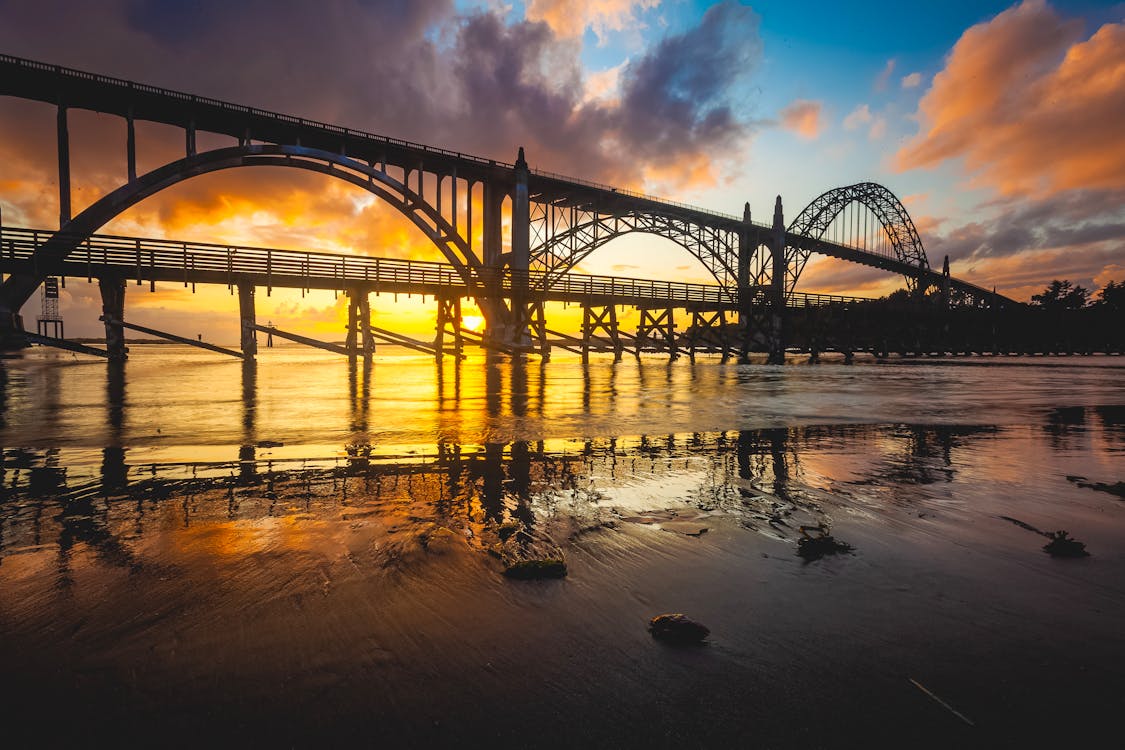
[779,99,822,139]
[896,0,1125,198]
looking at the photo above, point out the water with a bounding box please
[1,347,1123,747]
[3,345,1122,469]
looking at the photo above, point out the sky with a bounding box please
[0,0,1122,342]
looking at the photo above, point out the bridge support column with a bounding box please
[636,307,677,360]
[686,309,729,362]
[482,181,505,269]
[358,290,375,357]
[237,281,257,359]
[510,148,531,348]
[480,177,509,345]
[346,290,360,356]
[512,299,549,358]
[767,196,787,365]
[0,292,28,350]
[58,105,71,226]
[582,304,623,363]
[435,295,463,360]
[737,202,753,363]
[99,276,127,361]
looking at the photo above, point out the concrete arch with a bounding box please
[1,144,483,311]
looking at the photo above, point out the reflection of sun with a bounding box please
[462,315,485,332]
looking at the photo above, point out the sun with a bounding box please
[461,315,485,332]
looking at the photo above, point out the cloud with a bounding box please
[929,190,1125,263]
[779,99,823,139]
[583,61,627,104]
[0,0,767,334]
[841,103,884,140]
[916,189,1125,299]
[867,116,887,141]
[874,58,896,91]
[797,256,902,296]
[526,0,660,44]
[888,1,1125,301]
[901,72,923,89]
[895,0,1125,198]
[610,0,762,180]
[1094,264,1125,290]
[842,104,872,130]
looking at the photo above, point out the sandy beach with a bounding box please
[3,402,1123,748]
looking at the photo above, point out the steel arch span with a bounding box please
[784,182,930,295]
[528,204,741,293]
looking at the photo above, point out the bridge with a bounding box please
[0,53,1013,363]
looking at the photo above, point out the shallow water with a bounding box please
[1,347,1123,747]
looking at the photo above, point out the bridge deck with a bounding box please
[0,53,746,229]
[0,227,867,309]
[796,236,1004,303]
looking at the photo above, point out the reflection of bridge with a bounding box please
[0,53,1012,362]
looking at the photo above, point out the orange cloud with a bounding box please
[527,0,660,42]
[779,100,823,140]
[896,0,1125,197]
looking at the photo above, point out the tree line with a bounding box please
[1031,279,1123,311]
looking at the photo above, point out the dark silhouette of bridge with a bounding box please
[0,53,1012,363]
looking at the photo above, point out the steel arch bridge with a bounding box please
[0,52,1009,353]
[782,182,929,295]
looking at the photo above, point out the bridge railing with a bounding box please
[0,226,869,308]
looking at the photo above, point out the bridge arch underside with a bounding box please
[784,182,930,295]
[529,207,739,293]
[0,144,512,321]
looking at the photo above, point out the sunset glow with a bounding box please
[2,3,1123,746]
[0,1,1120,341]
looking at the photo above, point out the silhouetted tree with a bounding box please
[1096,280,1124,311]
[1032,279,1090,309]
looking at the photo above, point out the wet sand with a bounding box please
[2,419,1124,748]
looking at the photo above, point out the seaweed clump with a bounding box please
[503,558,567,579]
[649,613,710,645]
[796,525,854,561]
[1043,531,1090,558]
